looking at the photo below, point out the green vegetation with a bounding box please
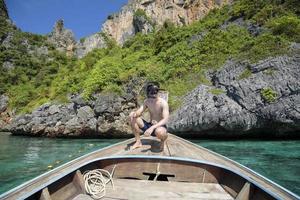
[263,68,277,75]
[267,15,300,42]
[0,0,299,113]
[209,88,225,95]
[230,0,299,25]
[133,9,154,26]
[133,9,147,18]
[238,68,252,80]
[261,87,278,103]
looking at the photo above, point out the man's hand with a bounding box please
[129,112,137,121]
[144,127,154,137]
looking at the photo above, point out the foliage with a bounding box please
[82,55,122,98]
[133,9,155,27]
[209,88,225,95]
[260,87,278,103]
[267,15,300,42]
[238,68,252,80]
[1,0,299,113]
[263,68,277,75]
[230,0,299,25]
[239,33,289,63]
[134,9,147,18]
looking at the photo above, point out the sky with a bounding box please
[5,0,128,40]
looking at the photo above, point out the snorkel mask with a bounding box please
[146,83,159,99]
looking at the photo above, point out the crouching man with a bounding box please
[129,83,169,151]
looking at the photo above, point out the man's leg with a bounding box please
[154,127,168,151]
[129,112,144,149]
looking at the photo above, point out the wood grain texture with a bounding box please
[103,179,234,200]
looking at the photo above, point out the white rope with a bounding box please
[153,163,161,181]
[83,165,116,199]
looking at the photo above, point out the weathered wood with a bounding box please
[103,179,234,200]
[73,170,86,194]
[72,194,93,200]
[123,137,170,156]
[235,182,251,200]
[48,171,85,200]
[220,170,247,198]
[39,188,51,200]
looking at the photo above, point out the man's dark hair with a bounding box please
[146,82,160,98]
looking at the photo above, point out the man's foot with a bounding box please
[130,141,142,150]
[159,141,165,152]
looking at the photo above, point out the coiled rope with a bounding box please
[83,165,116,199]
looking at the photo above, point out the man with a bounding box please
[129,83,169,151]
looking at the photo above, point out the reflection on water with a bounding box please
[24,145,41,164]
[0,133,299,196]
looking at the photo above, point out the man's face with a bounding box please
[147,85,159,98]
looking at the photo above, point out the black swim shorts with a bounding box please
[141,119,167,136]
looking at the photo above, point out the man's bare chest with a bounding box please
[147,102,163,114]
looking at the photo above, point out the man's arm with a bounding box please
[130,100,147,119]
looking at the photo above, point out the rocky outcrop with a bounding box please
[0,95,11,129]
[133,11,154,34]
[0,94,8,113]
[168,55,300,137]
[48,19,76,56]
[220,17,264,36]
[75,33,106,58]
[70,0,232,57]
[3,55,299,138]
[1,0,232,58]
[0,0,9,19]
[4,93,137,137]
[1,74,145,138]
[102,0,231,44]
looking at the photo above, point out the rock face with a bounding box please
[0,95,11,129]
[48,19,76,56]
[0,0,9,19]
[102,0,231,45]
[4,93,137,137]
[168,55,300,137]
[75,33,106,58]
[0,95,8,113]
[2,55,299,138]
[65,0,231,57]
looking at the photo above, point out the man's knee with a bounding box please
[155,127,168,139]
[129,112,136,124]
[129,114,144,129]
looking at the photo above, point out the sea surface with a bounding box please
[0,132,299,196]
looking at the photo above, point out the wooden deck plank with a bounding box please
[166,137,207,160]
[119,136,171,156]
[103,179,234,200]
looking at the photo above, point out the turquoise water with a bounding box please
[0,133,299,196]
[0,133,124,195]
[190,139,300,196]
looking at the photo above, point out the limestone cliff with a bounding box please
[76,0,232,57]
[48,19,76,56]
[168,54,300,137]
[0,0,9,19]
[75,33,106,58]
[102,0,232,44]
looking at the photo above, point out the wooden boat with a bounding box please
[0,134,299,200]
